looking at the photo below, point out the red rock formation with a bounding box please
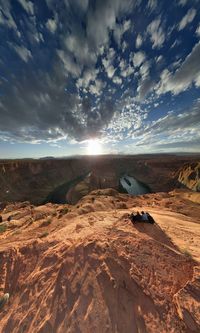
[0,189,200,332]
[0,155,199,205]
[178,162,200,192]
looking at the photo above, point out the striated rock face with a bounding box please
[178,162,200,192]
[66,170,120,204]
[0,189,200,332]
[0,159,92,205]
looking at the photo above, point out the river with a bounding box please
[120,175,150,195]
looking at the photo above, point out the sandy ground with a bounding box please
[0,189,199,332]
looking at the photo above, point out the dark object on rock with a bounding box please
[7,216,12,222]
[0,215,2,223]
[146,213,155,224]
[129,211,155,224]
[130,211,141,223]
[0,293,9,310]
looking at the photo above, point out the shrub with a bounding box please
[0,293,9,309]
[12,230,21,236]
[62,207,69,214]
[181,248,193,258]
[40,219,52,227]
[0,224,7,233]
[52,210,57,217]
[39,232,49,238]
[58,207,69,217]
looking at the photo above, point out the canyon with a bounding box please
[0,155,199,206]
[0,155,200,333]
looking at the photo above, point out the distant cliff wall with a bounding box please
[178,162,200,192]
[0,159,92,204]
[0,156,199,205]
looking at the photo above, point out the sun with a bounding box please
[87,139,103,155]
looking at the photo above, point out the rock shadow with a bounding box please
[133,222,179,251]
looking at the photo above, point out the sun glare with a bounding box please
[87,139,102,155]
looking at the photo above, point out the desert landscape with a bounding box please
[0,155,200,333]
[1,0,200,331]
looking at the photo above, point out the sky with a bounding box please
[0,0,200,158]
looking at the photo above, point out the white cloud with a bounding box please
[18,0,34,15]
[113,76,122,85]
[0,1,20,35]
[147,0,157,10]
[178,0,188,6]
[57,50,82,77]
[73,0,89,12]
[89,79,105,96]
[107,66,116,78]
[87,0,134,50]
[10,44,32,62]
[147,18,165,48]
[76,68,99,90]
[113,19,131,45]
[140,61,150,78]
[119,59,126,70]
[46,17,57,33]
[119,59,134,77]
[195,75,200,87]
[157,41,200,95]
[136,100,200,142]
[137,78,155,100]
[121,65,134,77]
[133,51,146,67]
[122,40,128,52]
[196,24,200,37]
[52,0,135,95]
[64,34,97,67]
[102,48,116,79]
[135,34,143,48]
[170,39,181,49]
[102,98,148,142]
[156,55,163,63]
[178,8,196,31]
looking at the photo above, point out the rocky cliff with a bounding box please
[0,155,199,205]
[178,162,200,192]
[0,158,92,204]
[0,189,200,332]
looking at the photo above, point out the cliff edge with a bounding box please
[0,189,200,333]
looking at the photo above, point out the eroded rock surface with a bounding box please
[178,162,200,192]
[0,189,200,333]
[1,155,199,205]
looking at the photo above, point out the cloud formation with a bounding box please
[18,0,34,15]
[147,18,165,48]
[178,8,196,30]
[9,43,32,62]
[135,99,200,151]
[157,41,200,95]
[0,0,199,155]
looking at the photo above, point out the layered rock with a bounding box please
[0,155,199,205]
[178,162,200,192]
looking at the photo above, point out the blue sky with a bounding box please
[0,0,200,158]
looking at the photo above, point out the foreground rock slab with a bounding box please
[0,189,200,333]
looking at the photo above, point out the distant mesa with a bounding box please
[39,156,56,160]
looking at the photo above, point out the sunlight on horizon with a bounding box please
[86,139,103,155]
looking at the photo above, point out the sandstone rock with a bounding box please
[0,190,200,332]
